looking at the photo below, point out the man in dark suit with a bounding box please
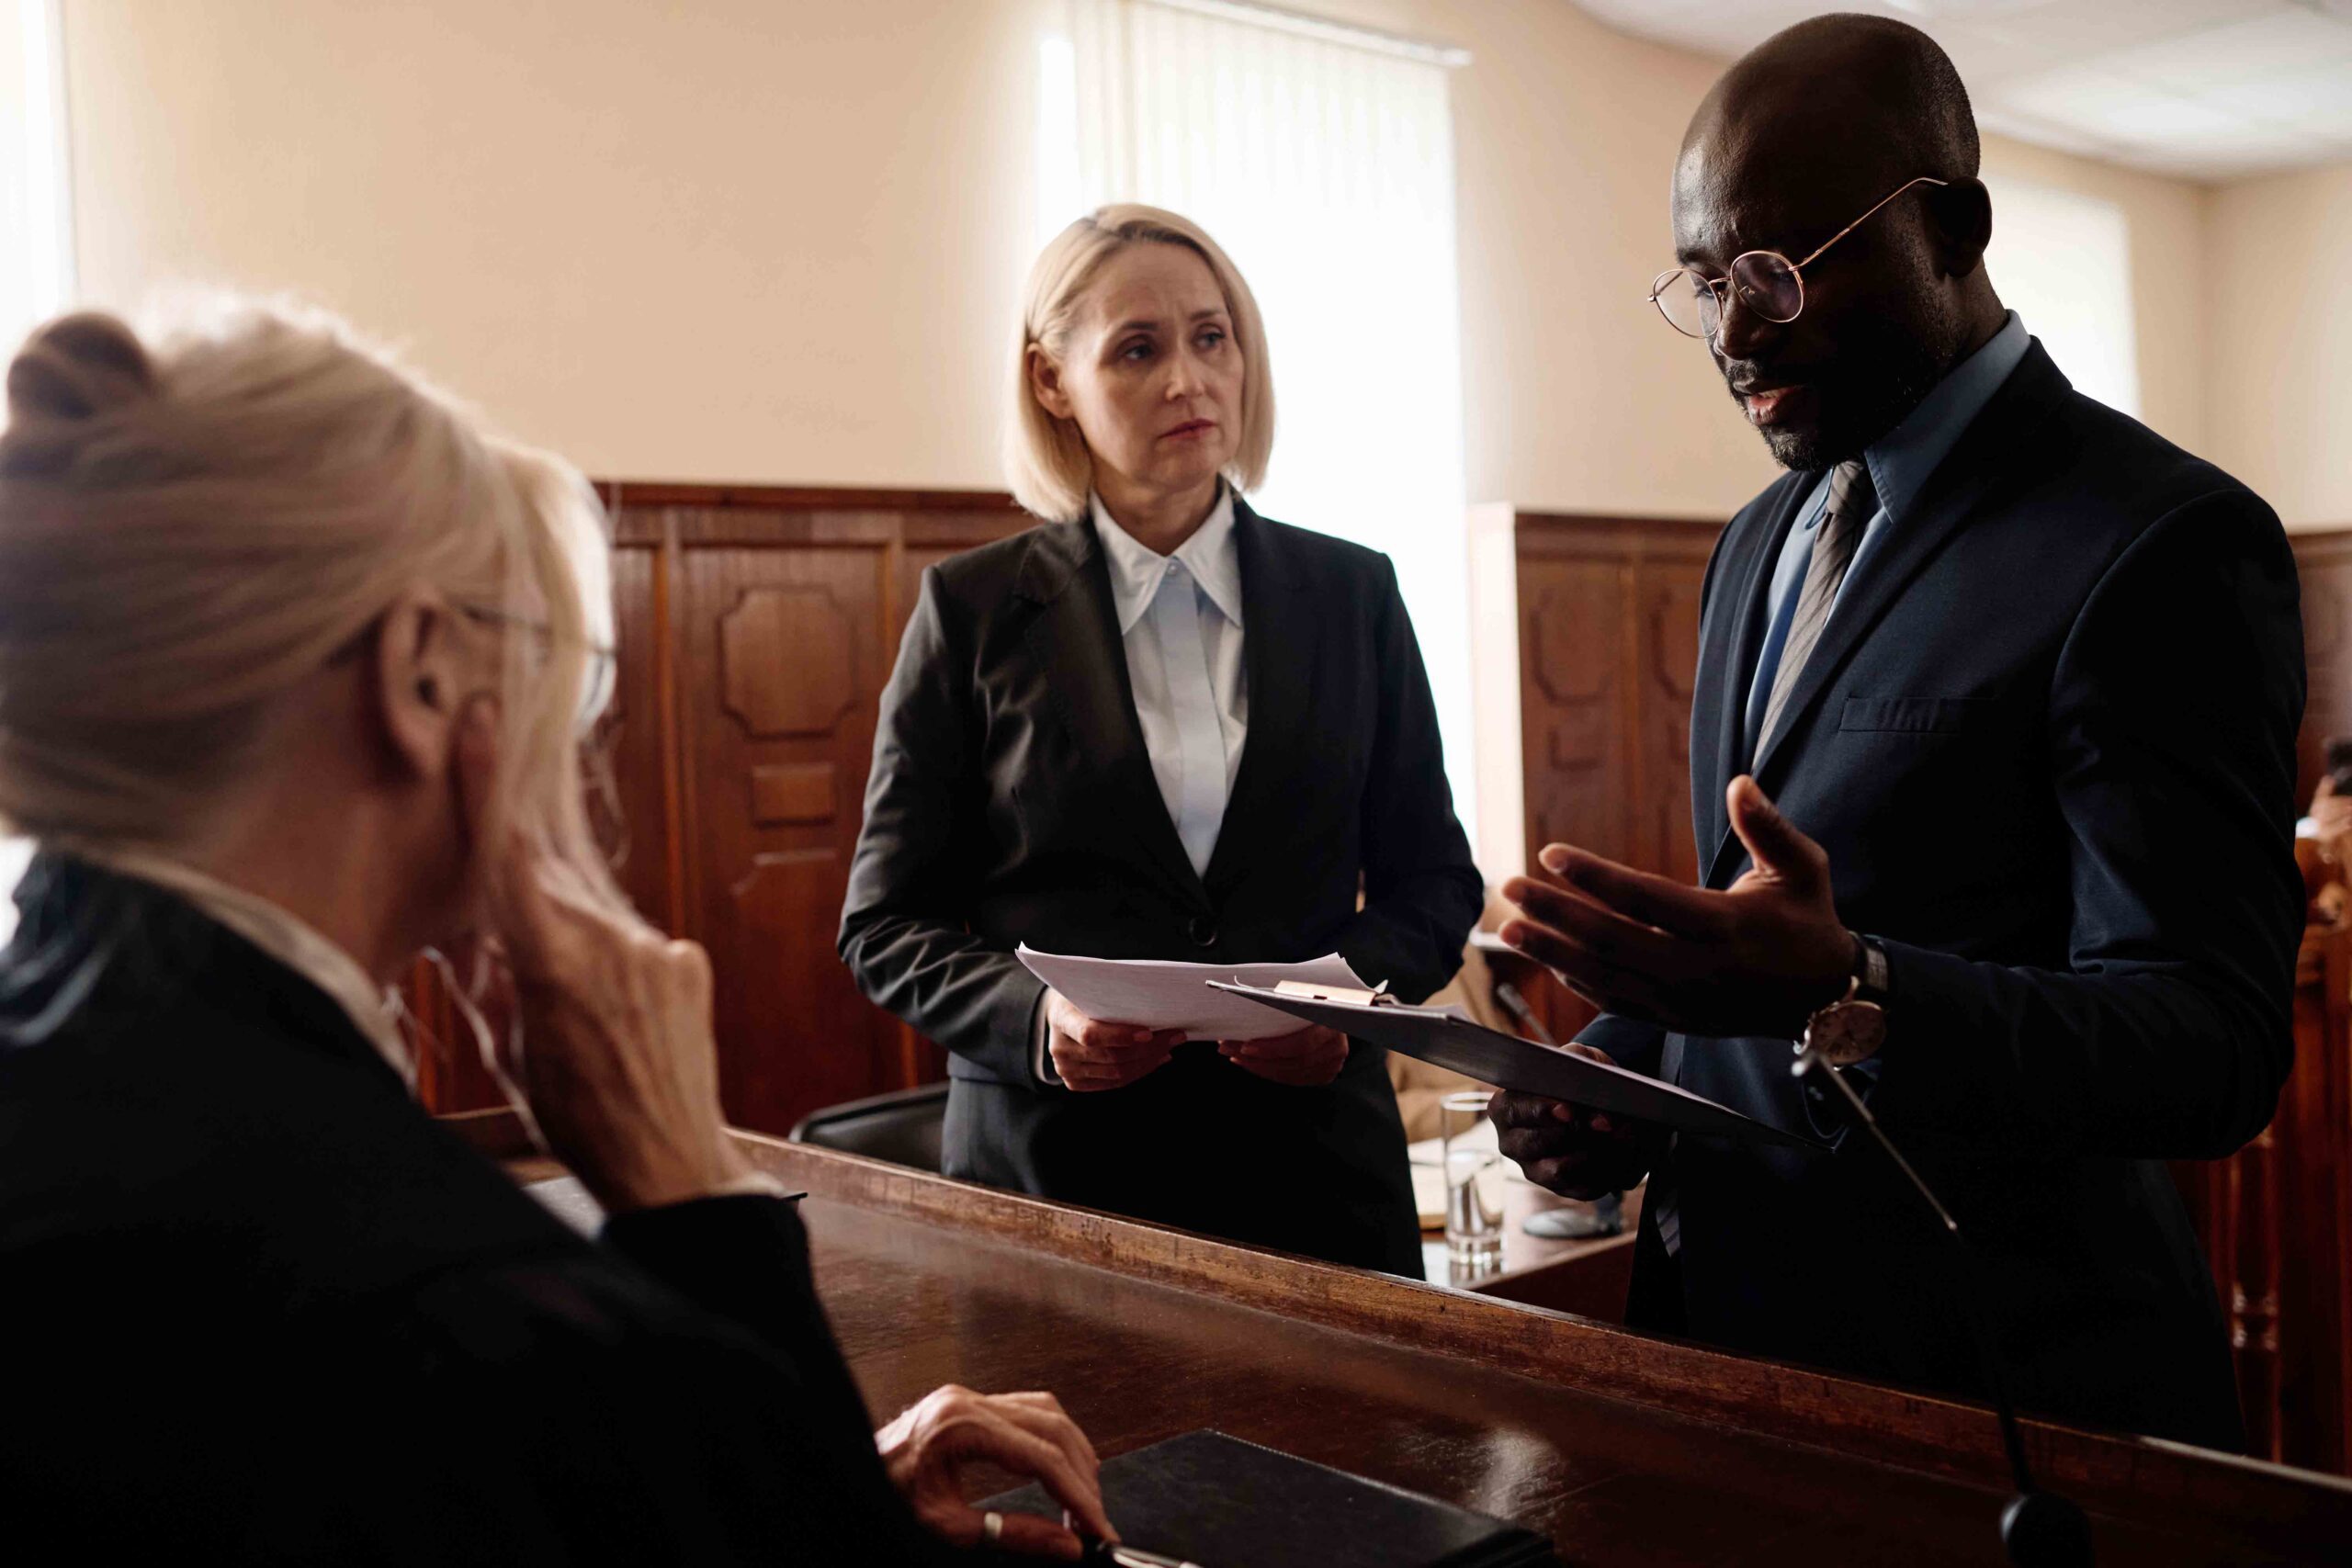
[1493,15,2303,1450]
[841,491,1480,1276]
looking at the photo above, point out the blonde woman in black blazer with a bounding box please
[842,207,1479,1273]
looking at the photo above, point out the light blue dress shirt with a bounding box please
[1741,311,2032,754]
[1091,487,1250,874]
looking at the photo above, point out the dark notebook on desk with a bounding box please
[979,1428,1557,1568]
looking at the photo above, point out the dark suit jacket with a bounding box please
[0,855,989,1564]
[840,499,1482,1274]
[1587,343,2304,1450]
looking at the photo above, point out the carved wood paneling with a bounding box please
[718,586,856,739]
[1636,568,1705,886]
[1519,562,1624,864]
[676,534,896,1133]
[605,536,678,932]
[411,483,1029,1135]
[1509,513,1722,1043]
[750,762,836,825]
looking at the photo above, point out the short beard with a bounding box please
[1760,310,1955,472]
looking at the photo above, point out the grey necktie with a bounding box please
[1757,458,1876,751]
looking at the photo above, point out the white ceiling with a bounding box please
[1567,0,2352,183]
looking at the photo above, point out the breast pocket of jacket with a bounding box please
[1837,695,2003,736]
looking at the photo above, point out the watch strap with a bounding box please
[1853,933,1890,1006]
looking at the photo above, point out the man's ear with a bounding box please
[370,592,461,783]
[1932,177,1995,279]
[1027,344,1075,421]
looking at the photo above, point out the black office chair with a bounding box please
[786,1082,950,1173]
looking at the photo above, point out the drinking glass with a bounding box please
[1441,1089,1503,1272]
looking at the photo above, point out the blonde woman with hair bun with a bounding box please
[844,207,1480,1274]
[0,301,1111,1562]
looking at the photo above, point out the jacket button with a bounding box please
[1187,915,1217,948]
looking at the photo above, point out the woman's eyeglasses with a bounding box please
[1646,175,1949,342]
[457,604,618,729]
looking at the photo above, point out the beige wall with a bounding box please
[1328,1,2220,516]
[2208,163,2352,529]
[61,0,2234,523]
[64,0,1058,490]
[1977,135,2210,459]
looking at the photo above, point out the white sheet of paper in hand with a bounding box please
[1015,944,1371,1041]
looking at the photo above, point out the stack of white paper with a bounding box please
[1015,944,1372,1042]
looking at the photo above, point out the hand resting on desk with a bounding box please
[878,1385,1117,1560]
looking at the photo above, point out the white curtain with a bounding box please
[1046,0,1479,840]
[0,0,71,356]
[1984,176,2141,418]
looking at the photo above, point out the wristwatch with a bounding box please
[1799,933,1889,1066]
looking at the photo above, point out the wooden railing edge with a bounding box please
[435,1100,2352,1544]
[714,1131,2352,1535]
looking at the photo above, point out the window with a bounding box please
[0,0,70,351]
[1044,0,1480,833]
[1983,176,2140,418]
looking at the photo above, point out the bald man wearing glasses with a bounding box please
[1492,15,2302,1452]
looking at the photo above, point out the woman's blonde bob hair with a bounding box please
[0,298,633,931]
[1004,204,1275,522]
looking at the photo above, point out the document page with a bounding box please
[1016,944,1372,1041]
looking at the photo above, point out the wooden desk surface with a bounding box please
[761,1148,2350,1562]
[466,1114,2352,1563]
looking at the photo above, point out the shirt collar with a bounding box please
[70,842,413,1086]
[1091,485,1245,636]
[1858,310,2030,526]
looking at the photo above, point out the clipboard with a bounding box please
[1206,980,1825,1152]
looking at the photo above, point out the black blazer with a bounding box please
[0,855,989,1564]
[840,499,1481,1274]
[1587,342,2304,1450]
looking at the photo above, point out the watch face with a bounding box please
[1804,1000,1886,1067]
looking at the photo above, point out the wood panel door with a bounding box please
[1633,560,1705,886]
[414,483,1030,1134]
[1518,555,1629,868]
[1509,513,1721,1043]
[670,524,894,1134]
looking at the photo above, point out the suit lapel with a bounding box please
[1014,519,1206,905]
[1203,499,1311,893]
[1700,344,2068,888]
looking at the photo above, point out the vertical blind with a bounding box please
[1046,0,1480,839]
[0,0,72,357]
[1984,175,2142,419]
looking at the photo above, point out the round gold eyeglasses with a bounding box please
[1647,175,1949,341]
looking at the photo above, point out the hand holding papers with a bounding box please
[1017,944,1374,1043]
